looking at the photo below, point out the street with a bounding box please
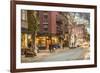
[21,47,90,63]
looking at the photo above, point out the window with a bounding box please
[21,10,27,21]
[43,12,48,23]
[44,28,48,31]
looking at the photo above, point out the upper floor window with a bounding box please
[21,10,27,21]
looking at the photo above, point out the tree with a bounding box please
[85,30,90,41]
[27,10,40,52]
[59,12,76,47]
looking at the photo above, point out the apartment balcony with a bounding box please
[43,22,49,24]
[43,25,48,28]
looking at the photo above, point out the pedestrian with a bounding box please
[49,44,52,53]
[52,44,55,52]
[49,44,55,53]
[28,41,32,48]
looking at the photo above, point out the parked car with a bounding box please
[81,42,90,49]
[52,44,60,49]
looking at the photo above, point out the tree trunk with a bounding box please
[32,33,35,47]
[32,32,38,54]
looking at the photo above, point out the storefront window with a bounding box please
[37,37,46,46]
[52,37,59,44]
[21,33,28,49]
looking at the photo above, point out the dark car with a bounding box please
[52,44,60,49]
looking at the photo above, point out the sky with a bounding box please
[73,12,90,33]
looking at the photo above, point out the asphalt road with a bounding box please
[21,47,89,63]
[42,48,85,62]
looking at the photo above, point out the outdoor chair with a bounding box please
[24,48,37,57]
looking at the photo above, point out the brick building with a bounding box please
[69,24,86,47]
[21,10,63,49]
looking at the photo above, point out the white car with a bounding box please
[81,42,90,49]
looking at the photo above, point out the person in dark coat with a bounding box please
[49,44,55,53]
[28,41,32,48]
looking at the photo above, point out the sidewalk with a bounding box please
[21,47,70,63]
